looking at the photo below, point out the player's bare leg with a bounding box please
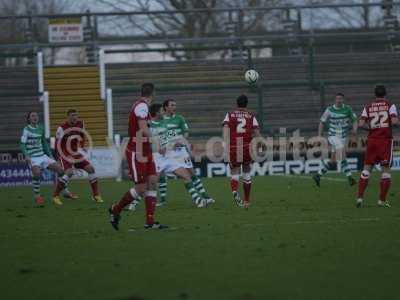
[230,166,242,207]
[242,163,252,209]
[174,168,205,208]
[31,165,45,205]
[378,166,391,207]
[48,162,70,206]
[83,164,103,203]
[356,164,372,207]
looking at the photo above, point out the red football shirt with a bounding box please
[222,108,259,148]
[127,98,152,154]
[360,98,398,139]
[56,120,85,157]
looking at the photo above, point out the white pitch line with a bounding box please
[243,217,380,226]
[281,174,348,183]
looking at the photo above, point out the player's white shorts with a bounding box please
[30,155,56,169]
[154,153,185,174]
[327,136,347,151]
[167,147,193,169]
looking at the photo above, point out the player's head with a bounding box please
[67,109,78,125]
[237,94,248,108]
[141,83,155,101]
[163,99,176,115]
[335,93,345,107]
[149,103,163,119]
[26,111,39,125]
[374,84,387,98]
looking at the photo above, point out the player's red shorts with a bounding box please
[126,148,156,184]
[59,155,91,170]
[229,146,252,168]
[364,138,393,166]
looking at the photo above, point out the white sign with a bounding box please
[72,148,121,179]
[206,158,359,178]
[49,18,83,43]
[392,156,400,171]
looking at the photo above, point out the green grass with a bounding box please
[1,173,400,300]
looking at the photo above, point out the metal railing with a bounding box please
[0,1,399,52]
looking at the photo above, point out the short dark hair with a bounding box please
[236,94,248,108]
[375,84,387,97]
[149,103,162,117]
[336,93,345,98]
[163,98,175,110]
[141,83,155,97]
[67,109,77,116]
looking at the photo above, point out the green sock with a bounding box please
[341,160,352,177]
[184,182,201,204]
[32,177,40,196]
[191,175,209,198]
[158,175,167,202]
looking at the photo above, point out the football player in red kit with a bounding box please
[357,85,399,207]
[55,109,103,205]
[223,94,260,209]
[109,83,167,230]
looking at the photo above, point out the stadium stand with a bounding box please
[44,66,108,146]
[0,67,41,151]
[107,52,400,141]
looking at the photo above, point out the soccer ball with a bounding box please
[244,69,259,85]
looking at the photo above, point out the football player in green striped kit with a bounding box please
[150,103,207,208]
[157,99,214,206]
[20,112,70,205]
[313,93,358,187]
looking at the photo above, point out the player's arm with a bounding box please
[134,103,152,138]
[222,113,230,149]
[180,116,189,139]
[390,104,399,126]
[318,108,329,136]
[174,116,190,148]
[318,122,324,137]
[80,121,87,150]
[20,129,30,163]
[55,126,64,157]
[350,109,358,135]
[358,107,369,130]
[138,119,152,137]
[252,116,261,138]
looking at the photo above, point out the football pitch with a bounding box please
[1,173,400,300]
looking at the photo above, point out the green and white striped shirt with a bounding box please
[20,124,51,157]
[320,105,357,138]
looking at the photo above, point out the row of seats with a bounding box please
[0,67,40,151]
[106,52,400,141]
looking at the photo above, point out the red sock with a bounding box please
[89,179,99,196]
[379,174,391,202]
[145,191,157,224]
[230,176,239,193]
[357,171,369,199]
[243,181,252,203]
[113,189,136,214]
